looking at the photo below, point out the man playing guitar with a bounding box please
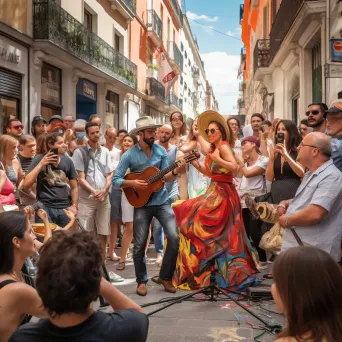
[113,117,180,296]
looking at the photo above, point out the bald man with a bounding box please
[152,124,180,267]
[277,132,342,261]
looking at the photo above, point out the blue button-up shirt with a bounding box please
[113,143,169,206]
[330,135,342,172]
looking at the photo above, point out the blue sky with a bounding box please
[182,0,243,113]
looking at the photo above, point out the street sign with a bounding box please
[325,64,342,78]
[331,39,342,62]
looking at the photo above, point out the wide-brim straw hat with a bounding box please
[130,116,162,135]
[197,110,231,143]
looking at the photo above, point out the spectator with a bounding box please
[72,122,114,257]
[272,246,342,342]
[237,136,269,265]
[35,134,47,155]
[9,230,149,342]
[227,117,242,157]
[266,120,304,204]
[278,132,342,261]
[115,129,128,150]
[260,120,273,157]
[0,211,47,342]
[48,115,64,126]
[104,128,122,262]
[64,115,75,130]
[47,122,67,135]
[0,135,24,202]
[299,118,312,138]
[306,102,328,133]
[5,119,24,140]
[23,132,78,227]
[18,135,36,174]
[68,119,87,155]
[324,100,342,171]
[31,116,47,139]
[250,113,264,138]
[89,114,106,145]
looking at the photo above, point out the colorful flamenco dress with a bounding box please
[172,142,258,290]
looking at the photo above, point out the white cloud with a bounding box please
[226,31,235,36]
[201,52,240,113]
[186,11,219,22]
[235,27,242,34]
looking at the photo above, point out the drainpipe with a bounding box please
[325,0,331,104]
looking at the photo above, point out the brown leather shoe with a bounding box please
[159,279,176,293]
[136,283,147,296]
[151,276,160,285]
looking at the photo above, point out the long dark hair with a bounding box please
[273,246,342,341]
[0,211,28,274]
[186,119,196,141]
[227,117,241,148]
[274,119,301,152]
[170,112,187,136]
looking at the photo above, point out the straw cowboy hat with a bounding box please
[130,116,162,135]
[197,110,231,143]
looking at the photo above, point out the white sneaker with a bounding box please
[108,271,124,283]
[257,262,268,270]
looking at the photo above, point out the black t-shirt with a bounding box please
[18,154,34,174]
[27,153,78,208]
[10,310,149,342]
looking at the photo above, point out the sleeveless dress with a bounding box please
[172,142,258,290]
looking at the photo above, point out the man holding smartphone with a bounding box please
[23,132,78,227]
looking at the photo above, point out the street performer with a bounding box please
[113,116,180,296]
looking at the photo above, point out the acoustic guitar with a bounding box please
[123,150,200,208]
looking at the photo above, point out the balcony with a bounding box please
[167,41,183,74]
[33,0,137,89]
[146,77,165,102]
[166,92,181,111]
[253,39,271,74]
[164,0,183,28]
[269,0,319,62]
[110,0,136,21]
[147,10,163,47]
[239,4,244,24]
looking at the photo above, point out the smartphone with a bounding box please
[50,148,58,155]
[277,133,285,144]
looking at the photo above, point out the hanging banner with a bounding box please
[158,46,178,95]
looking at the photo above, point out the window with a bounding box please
[312,41,322,103]
[181,43,184,51]
[114,33,120,51]
[180,76,183,85]
[262,5,269,38]
[84,9,93,31]
[185,51,188,59]
[167,18,170,42]
[188,88,191,97]
[338,90,342,99]
[188,59,191,67]
[184,82,187,90]
[292,97,298,125]
[160,5,164,23]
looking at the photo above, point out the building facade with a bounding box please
[239,0,342,124]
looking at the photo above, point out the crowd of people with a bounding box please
[0,99,342,341]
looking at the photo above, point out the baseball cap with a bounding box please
[324,100,342,117]
[241,136,261,148]
[31,115,47,125]
[48,115,64,124]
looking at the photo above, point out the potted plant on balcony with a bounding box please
[147,63,159,78]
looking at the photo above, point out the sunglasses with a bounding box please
[305,110,320,116]
[171,116,183,122]
[205,128,220,135]
[12,125,24,130]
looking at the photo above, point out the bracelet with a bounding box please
[285,215,290,227]
[277,204,286,209]
[71,204,78,209]
[172,170,178,176]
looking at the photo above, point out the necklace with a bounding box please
[7,271,23,282]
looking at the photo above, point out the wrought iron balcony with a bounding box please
[270,0,317,62]
[167,41,183,72]
[147,77,165,102]
[166,92,180,109]
[33,0,137,89]
[253,39,271,74]
[240,4,244,24]
[178,98,183,111]
[110,0,136,20]
[166,0,183,27]
[121,0,136,13]
[147,10,163,45]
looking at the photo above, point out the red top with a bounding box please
[0,177,16,205]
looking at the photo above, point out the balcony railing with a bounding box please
[169,0,182,26]
[167,41,183,71]
[121,0,136,14]
[147,77,165,102]
[253,39,271,74]
[33,0,137,89]
[240,4,244,23]
[166,92,180,109]
[270,0,317,62]
[147,10,163,41]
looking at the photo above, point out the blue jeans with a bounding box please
[152,195,178,254]
[35,206,70,228]
[133,203,179,284]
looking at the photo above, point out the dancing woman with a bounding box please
[172,111,258,290]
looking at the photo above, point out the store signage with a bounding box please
[331,39,342,62]
[41,63,61,104]
[77,79,97,101]
[325,64,342,78]
[0,46,20,64]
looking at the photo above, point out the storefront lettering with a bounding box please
[0,46,20,64]
[83,82,95,98]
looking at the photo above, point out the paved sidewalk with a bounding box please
[103,246,286,342]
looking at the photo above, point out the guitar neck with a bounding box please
[147,162,179,184]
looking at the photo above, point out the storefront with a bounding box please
[0,34,28,133]
[41,62,62,121]
[76,78,97,121]
[105,90,119,129]
[146,106,168,125]
[127,101,140,132]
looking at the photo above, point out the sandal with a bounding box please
[116,261,126,271]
